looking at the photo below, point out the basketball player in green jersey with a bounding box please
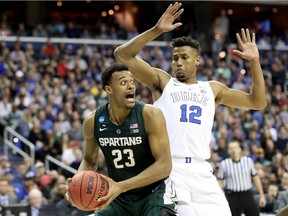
[76,63,177,216]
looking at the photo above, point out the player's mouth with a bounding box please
[125,92,135,103]
[176,68,184,74]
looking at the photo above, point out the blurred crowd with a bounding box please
[0,14,287,215]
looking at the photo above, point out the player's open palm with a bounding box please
[233,28,260,62]
[155,2,184,33]
[94,175,123,211]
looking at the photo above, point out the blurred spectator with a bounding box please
[57,111,71,134]
[24,188,48,216]
[27,119,48,161]
[82,99,97,120]
[3,167,27,201]
[0,177,18,206]
[4,103,23,130]
[256,184,281,214]
[276,126,288,153]
[67,119,83,142]
[16,23,29,37]
[16,108,33,139]
[32,23,48,37]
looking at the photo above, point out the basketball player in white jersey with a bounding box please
[114,2,266,216]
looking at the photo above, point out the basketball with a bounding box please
[68,171,109,211]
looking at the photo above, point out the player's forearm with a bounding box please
[114,26,162,62]
[78,157,98,172]
[249,59,267,109]
[118,159,171,193]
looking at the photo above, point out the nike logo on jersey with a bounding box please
[99,127,108,131]
[99,124,108,131]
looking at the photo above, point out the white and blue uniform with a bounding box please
[154,78,231,216]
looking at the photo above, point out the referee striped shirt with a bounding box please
[218,156,258,192]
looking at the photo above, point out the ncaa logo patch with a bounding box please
[99,116,105,123]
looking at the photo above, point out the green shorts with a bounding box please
[95,179,177,216]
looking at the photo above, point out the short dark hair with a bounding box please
[101,63,129,88]
[172,36,200,54]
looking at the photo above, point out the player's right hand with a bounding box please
[155,2,184,33]
[94,175,123,211]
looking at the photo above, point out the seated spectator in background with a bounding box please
[0,177,18,206]
[67,119,83,142]
[57,111,71,134]
[4,103,23,130]
[49,182,66,205]
[3,167,27,201]
[256,184,281,214]
[28,119,48,161]
[38,110,54,133]
[25,188,48,216]
[32,23,48,37]
[81,99,97,120]
[16,108,33,139]
[277,190,288,213]
[15,23,29,37]
[33,162,53,198]
[276,126,288,153]
[70,147,83,170]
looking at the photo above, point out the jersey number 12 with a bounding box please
[180,104,202,124]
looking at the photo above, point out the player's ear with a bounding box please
[196,56,200,65]
[104,85,112,94]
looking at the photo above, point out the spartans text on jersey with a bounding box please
[99,137,142,147]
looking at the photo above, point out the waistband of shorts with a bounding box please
[172,155,209,163]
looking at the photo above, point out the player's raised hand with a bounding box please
[232,28,260,62]
[155,2,184,33]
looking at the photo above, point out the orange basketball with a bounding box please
[68,171,109,211]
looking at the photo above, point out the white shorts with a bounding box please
[171,157,231,216]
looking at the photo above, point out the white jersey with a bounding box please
[154,78,215,160]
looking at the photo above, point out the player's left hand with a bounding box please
[232,28,260,62]
[65,177,76,207]
[155,2,184,33]
[94,175,123,211]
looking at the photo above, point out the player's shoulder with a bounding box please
[83,111,96,126]
[142,104,164,122]
[208,80,229,90]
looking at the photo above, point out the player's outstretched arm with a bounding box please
[114,2,184,91]
[211,28,267,110]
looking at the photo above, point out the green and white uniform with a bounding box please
[94,101,177,216]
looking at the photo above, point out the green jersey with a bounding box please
[94,101,164,196]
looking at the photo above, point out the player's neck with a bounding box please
[108,104,130,125]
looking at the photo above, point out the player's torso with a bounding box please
[154,78,215,160]
[94,101,155,182]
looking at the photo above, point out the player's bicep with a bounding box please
[143,105,170,161]
[82,112,99,164]
[211,81,255,109]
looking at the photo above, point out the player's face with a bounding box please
[107,71,136,109]
[172,46,200,83]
